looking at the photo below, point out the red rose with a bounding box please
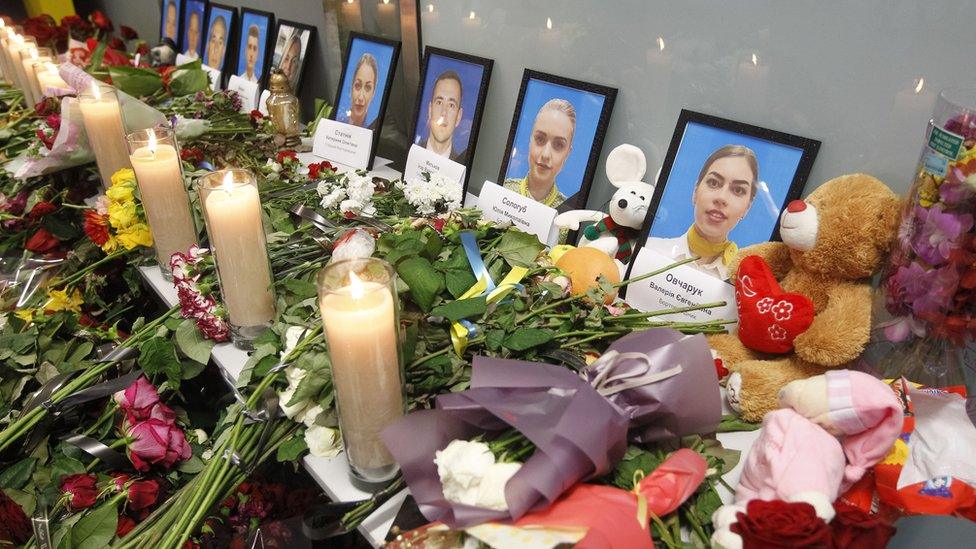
[101,46,131,68]
[0,489,31,545]
[46,113,62,131]
[126,479,161,510]
[34,97,58,116]
[60,474,98,510]
[116,516,136,537]
[249,109,264,120]
[180,147,204,164]
[29,201,57,220]
[114,376,161,421]
[730,500,832,548]
[125,418,191,471]
[308,161,335,180]
[89,10,113,32]
[831,502,896,549]
[432,217,446,233]
[36,128,56,150]
[108,37,126,51]
[69,47,92,68]
[136,42,150,57]
[276,150,298,163]
[25,228,60,254]
[120,25,138,40]
[61,15,84,28]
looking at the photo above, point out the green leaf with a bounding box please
[72,500,118,549]
[177,454,205,473]
[237,344,277,388]
[716,414,761,433]
[496,230,544,267]
[276,436,308,462]
[485,329,506,351]
[42,214,82,240]
[502,328,553,351]
[0,458,36,489]
[5,488,35,516]
[175,319,214,365]
[611,446,664,490]
[694,487,724,525]
[281,279,317,299]
[50,456,86,483]
[430,296,487,322]
[138,338,181,387]
[107,66,163,97]
[397,257,445,312]
[168,68,209,95]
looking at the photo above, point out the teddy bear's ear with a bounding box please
[605,144,646,187]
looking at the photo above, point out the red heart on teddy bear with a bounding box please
[735,255,815,354]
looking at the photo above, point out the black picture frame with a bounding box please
[270,19,316,94]
[159,0,184,46]
[201,3,237,85]
[498,69,617,212]
[236,7,275,89]
[408,46,493,194]
[178,0,208,56]
[330,31,402,170]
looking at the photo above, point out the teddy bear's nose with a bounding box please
[786,200,807,213]
[617,199,628,209]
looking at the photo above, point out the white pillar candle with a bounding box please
[126,128,198,277]
[199,170,275,335]
[78,83,131,187]
[18,47,45,106]
[6,35,34,94]
[36,62,69,97]
[319,261,404,480]
[0,26,12,83]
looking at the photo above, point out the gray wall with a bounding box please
[84,0,976,210]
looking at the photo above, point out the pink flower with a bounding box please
[114,376,161,421]
[911,204,973,266]
[125,418,191,471]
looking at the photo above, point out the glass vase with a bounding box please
[78,83,132,188]
[318,257,405,484]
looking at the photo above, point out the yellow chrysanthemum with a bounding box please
[44,288,84,313]
[101,234,119,253]
[14,308,34,322]
[108,200,137,230]
[116,223,154,250]
[110,168,137,188]
[106,182,135,203]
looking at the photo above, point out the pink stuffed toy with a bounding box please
[711,370,903,548]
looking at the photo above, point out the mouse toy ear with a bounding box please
[605,144,647,187]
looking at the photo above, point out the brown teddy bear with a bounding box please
[709,174,902,422]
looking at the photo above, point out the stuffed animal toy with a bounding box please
[554,144,654,267]
[709,174,902,421]
[710,370,903,549]
[151,38,178,66]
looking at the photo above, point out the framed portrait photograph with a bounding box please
[331,32,402,166]
[159,0,183,45]
[271,20,315,93]
[180,0,207,59]
[236,8,274,87]
[637,109,821,281]
[498,70,617,211]
[202,3,236,74]
[409,47,493,189]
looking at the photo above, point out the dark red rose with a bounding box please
[730,500,831,548]
[126,479,161,510]
[249,109,264,121]
[34,96,58,116]
[61,15,84,28]
[89,10,113,32]
[60,474,98,510]
[135,42,150,57]
[276,150,298,163]
[108,37,126,51]
[29,201,57,220]
[116,516,136,537]
[120,25,138,40]
[36,128,56,150]
[0,489,31,545]
[46,113,62,131]
[831,502,897,549]
[101,46,131,68]
[25,228,60,254]
[180,147,204,164]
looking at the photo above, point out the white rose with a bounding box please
[193,428,209,444]
[434,440,496,506]
[305,425,342,457]
[279,385,309,420]
[282,326,306,357]
[302,405,324,427]
[473,462,520,511]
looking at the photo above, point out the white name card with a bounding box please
[403,144,466,187]
[226,74,259,112]
[625,247,739,326]
[311,118,373,170]
[478,181,557,245]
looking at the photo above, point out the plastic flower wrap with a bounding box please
[11,96,95,179]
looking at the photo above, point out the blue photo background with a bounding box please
[181,0,206,55]
[160,0,183,43]
[647,121,805,247]
[205,6,234,70]
[336,38,396,128]
[237,12,270,79]
[504,78,606,200]
[413,55,485,157]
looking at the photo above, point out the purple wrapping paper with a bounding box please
[592,330,722,442]
[381,357,629,527]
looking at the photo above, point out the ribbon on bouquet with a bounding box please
[450,232,530,356]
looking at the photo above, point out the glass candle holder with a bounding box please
[6,34,35,95]
[35,61,69,98]
[126,127,198,280]
[318,258,405,484]
[197,169,276,349]
[20,46,53,107]
[79,83,132,188]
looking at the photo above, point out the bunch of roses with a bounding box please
[59,472,161,512]
[0,190,63,254]
[60,14,94,41]
[114,376,192,471]
[21,13,68,52]
[83,168,154,253]
[882,114,976,344]
[396,171,463,216]
[170,245,231,342]
[317,172,377,216]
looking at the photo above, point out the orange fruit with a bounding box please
[555,247,620,303]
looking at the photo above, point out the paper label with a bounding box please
[202,64,222,91]
[226,75,260,112]
[478,181,558,245]
[625,247,739,326]
[922,149,949,177]
[928,125,964,160]
[311,118,373,170]
[403,144,466,187]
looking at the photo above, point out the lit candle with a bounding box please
[7,34,36,94]
[376,0,398,34]
[733,52,770,117]
[126,128,198,279]
[318,258,404,482]
[78,83,132,187]
[198,169,275,348]
[36,62,69,97]
[0,25,11,84]
[20,46,52,107]
[341,0,364,32]
[464,10,481,27]
[422,3,439,25]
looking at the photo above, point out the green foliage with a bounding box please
[71,500,119,549]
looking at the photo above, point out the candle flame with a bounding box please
[349,271,365,300]
[469,11,476,19]
[546,17,552,30]
[914,76,925,95]
[751,53,758,66]
[382,0,390,4]
[657,36,665,52]
[91,81,101,100]
[147,129,157,154]
[347,0,354,4]
[428,3,434,12]
[221,170,235,192]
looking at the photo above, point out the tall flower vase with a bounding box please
[866,88,976,421]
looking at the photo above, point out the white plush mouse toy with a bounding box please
[554,144,654,266]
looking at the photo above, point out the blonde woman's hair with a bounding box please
[536,98,576,139]
[354,53,378,84]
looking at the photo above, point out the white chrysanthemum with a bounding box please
[305,425,342,457]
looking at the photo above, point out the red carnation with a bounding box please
[25,228,60,254]
[126,479,161,510]
[276,150,298,164]
[120,25,139,41]
[29,201,57,220]
[0,489,31,545]
[83,210,111,246]
[831,502,897,549]
[180,147,204,164]
[89,10,113,32]
[116,516,136,537]
[60,474,98,510]
[308,161,335,180]
[730,499,832,548]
